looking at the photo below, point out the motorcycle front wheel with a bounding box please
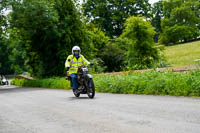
[87,79,95,98]
[73,89,80,97]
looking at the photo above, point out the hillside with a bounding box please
[164,40,200,66]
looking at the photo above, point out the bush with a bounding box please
[100,43,126,72]
[120,16,161,69]
[11,77,70,89]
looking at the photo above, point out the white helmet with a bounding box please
[72,46,81,54]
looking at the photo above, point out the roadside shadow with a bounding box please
[0,86,46,94]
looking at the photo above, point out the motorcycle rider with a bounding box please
[65,46,90,92]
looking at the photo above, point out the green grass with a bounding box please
[164,40,200,66]
[11,77,70,89]
[11,70,200,97]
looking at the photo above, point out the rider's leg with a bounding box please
[70,73,77,90]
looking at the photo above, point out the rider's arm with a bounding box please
[65,55,72,68]
[81,55,90,66]
[65,55,72,69]
[65,56,72,77]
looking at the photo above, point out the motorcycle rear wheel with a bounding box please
[87,79,95,98]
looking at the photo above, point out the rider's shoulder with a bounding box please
[67,55,73,58]
[80,54,84,58]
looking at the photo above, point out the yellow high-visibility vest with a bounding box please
[65,54,90,74]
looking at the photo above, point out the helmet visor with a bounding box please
[73,50,79,55]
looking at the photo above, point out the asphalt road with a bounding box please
[0,85,200,133]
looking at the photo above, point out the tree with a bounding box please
[9,0,88,77]
[0,0,13,74]
[151,1,163,42]
[121,16,160,69]
[159,0,200,45]
[9,0,59,77]
[85,23,127,72]
[6,27,28,74]
[84,23,110,57]
[83,23,109,73]
[82,0,151,38]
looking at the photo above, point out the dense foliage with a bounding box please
[1,0,199,77]
[0,0,12,74]
[82,0,151,38]
[151,1,163,42]
[121,16,160,69]
[8,0,88,77]
[159,0,200,45]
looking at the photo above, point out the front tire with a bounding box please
[73,89,80,97]
[87,79,95,98]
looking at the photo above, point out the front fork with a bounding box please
[84,74,93,88]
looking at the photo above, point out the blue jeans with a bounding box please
[70,74,77,89]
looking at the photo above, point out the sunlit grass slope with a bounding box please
[164,40,200,66]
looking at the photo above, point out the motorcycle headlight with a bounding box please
[82,67,88,72]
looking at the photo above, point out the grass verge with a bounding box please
[11,70,200,97]
[164,40,200,66]
[11,77,70,89]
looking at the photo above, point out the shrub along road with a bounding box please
[0,86,200,133]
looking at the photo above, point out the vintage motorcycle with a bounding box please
[67,65,95,98]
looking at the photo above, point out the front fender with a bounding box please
[86,74,93,79]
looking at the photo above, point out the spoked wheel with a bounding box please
[87,79,95,98]
[73,89,80,97]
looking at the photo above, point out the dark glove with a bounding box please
[66,67,70,72]
[65,67,70,80]
[90,62,94,66]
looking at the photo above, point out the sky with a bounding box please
[149,0,160,4]
[79,0,160,4]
